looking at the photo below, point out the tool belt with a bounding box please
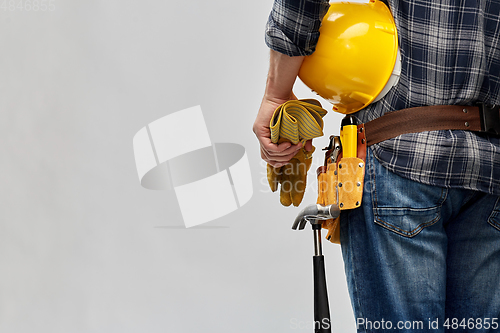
[317,103,500,244]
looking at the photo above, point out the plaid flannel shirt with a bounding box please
[265,0,500,195]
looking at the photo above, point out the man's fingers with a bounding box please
[261,146,303,167]
[261,142,302,159]
[304,139,313,152]
[260,137,290,153]
[261,137,302,155]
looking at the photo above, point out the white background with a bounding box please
[0,0,354,332]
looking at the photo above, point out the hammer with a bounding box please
[292,204,340,333]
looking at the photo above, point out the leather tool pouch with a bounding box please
[317,125,367,244]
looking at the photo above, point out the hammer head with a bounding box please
[292,204,340,230]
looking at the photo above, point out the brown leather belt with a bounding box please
[363,104,500,146]
[320,103,499,171]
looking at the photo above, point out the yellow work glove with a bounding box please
[267,99,327,207]
[268,145,315,206]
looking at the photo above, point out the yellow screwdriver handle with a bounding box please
[340,116,358,158]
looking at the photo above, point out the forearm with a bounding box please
[263,50,304,103]
[253,50,306,167]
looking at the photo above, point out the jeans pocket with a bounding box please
[374,207,441,237]
[369,152,446,238]
[488,198,500,232]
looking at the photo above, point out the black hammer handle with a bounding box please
[313,255,332,333]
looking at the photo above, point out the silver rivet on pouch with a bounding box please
[339,182,343,187]
[340,203,344,208]
[463,108,468,113]
[465,122,470,127]
[359,162,364,168]
[357,182,361,187]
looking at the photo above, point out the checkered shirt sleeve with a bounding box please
[265,0,330,56]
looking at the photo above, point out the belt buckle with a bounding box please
[478,103,500,135]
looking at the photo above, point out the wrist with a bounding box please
[262,93,291,106]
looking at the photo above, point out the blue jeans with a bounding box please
[340,148,500,332]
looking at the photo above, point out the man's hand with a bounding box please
[253,95,312,167]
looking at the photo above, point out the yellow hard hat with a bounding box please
[298,0,399,114]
